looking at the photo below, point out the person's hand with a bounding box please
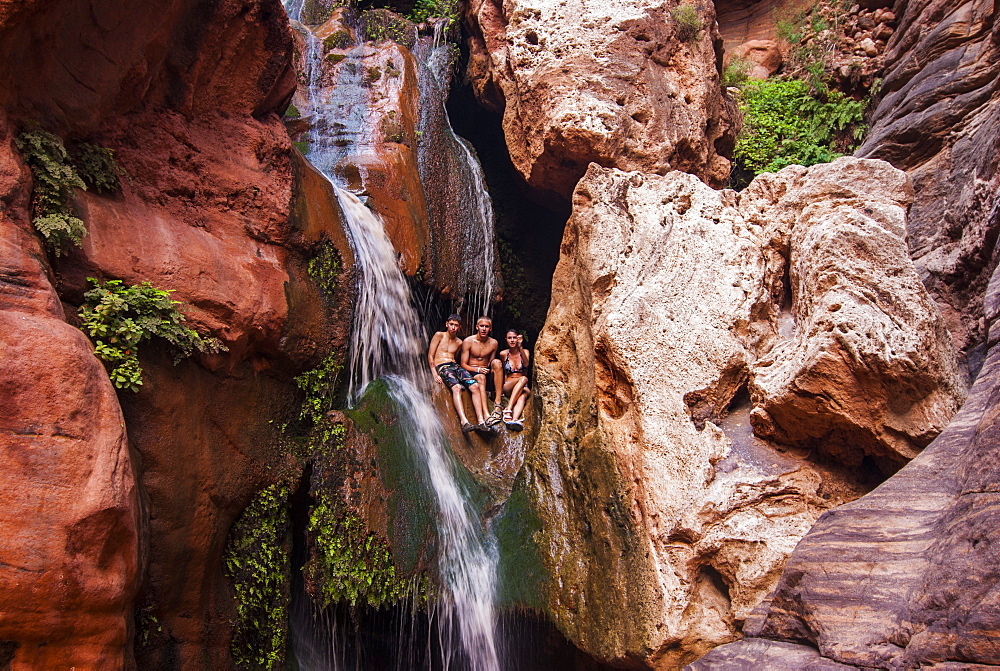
[479,366,488,374]
[434,373,443,383]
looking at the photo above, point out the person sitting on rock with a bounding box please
[460,316,502,432]
[428,314,486,433]
[498,329,531,430]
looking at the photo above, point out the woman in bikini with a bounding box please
[499,329,531,430]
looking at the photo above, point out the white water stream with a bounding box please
[286,6,501,670]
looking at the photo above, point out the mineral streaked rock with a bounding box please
[0,114,140,669]
[708,261,1000,668]
[529,158,964,667]
[465,0,735,202]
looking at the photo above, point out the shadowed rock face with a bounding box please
[0,114,141,669]
[527,158,963,668]
[857,0,1000,358]
[465,0,736,203]
[0,0,353,667]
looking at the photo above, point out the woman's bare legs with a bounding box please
[503,377,530,421]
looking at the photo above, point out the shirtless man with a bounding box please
[460,316,503,429]
[428,314,486,433]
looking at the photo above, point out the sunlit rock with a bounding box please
[465,0,735,202]
[528,157,965,667]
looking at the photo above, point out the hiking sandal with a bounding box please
[485,405,504,427]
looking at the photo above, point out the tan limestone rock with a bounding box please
[529,158,964,668]
[465,0,735,202]
[743,159,967,475]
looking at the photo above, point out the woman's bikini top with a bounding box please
[503,351,528,375]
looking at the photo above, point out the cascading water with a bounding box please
[415,21,498,319]
[285,7,501,670]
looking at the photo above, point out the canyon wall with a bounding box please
[526,158,965,667]
[692,0,1000,666]
[0,0,352,666]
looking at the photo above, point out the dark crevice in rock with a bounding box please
[446,74,569,345]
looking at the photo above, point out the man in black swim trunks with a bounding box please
[427,314,487,433]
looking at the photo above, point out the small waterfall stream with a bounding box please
[285,7,501,670]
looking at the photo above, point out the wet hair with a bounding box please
[476,316,492,324]
[446,314,462,323]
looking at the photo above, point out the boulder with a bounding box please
[527,157,963,667]
[726,39,783,79]
[465,0,735,202]
[743,160,967,475]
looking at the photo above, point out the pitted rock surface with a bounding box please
[465,0,735,202]
[528,158,963,667]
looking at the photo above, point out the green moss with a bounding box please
[300,0,347,25]
[323,29,353,50]
[494,482,548,609]
[284,103,301,119]
[225,481,293,670]
[364,65,382,85]
[326,52,347,64]
[292,139,311,155]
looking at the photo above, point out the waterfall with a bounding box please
[285,5,501,669]
[415,24,498,319]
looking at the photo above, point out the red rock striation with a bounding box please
[856,0,1000,358]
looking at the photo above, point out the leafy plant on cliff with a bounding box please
[671,3,702,42]
[305,485,411,609]
[79,278,226,392]
[16,129,88,251]
[225,481,292,670]
[732,78,865,186]
[15,129,122,253]
[408,0,459,25]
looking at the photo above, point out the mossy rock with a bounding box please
[300,0,346,25]
[493,477,548,610]
[359,9,417,50]
[323,29,353,51]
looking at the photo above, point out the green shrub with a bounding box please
[79,278,225,391]
[722,57,751,87]
[16,129,122,253]
[225,481,292,670]
[733,78,865,183]
[672,3,701,42]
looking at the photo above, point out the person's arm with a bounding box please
[428,332,443,375]
[460,339,476,373]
